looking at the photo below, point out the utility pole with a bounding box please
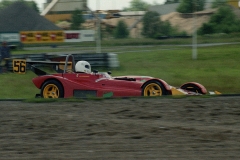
[96,0,101,53]
[192,0,197,60]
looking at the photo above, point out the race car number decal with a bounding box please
[13,59,26,74]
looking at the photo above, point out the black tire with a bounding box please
[41,80,64,98]
[142,80,167,96]
[180,83,204,94]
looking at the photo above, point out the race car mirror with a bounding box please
[13,59,27,74]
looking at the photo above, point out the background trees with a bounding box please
[70,9,85,30]
[141,11,187,38]
[177,0,206,13]
[211,0,227,8]
[142,11,162,38]
[165,0,180,4]
[0,0,39,13]
[198,6,240,35]
[114,20,129,39]
[123,0,150,11]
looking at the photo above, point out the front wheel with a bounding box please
[180,83,207,94]
[41,80,64,98]
[142,81,167,96]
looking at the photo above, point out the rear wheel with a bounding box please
[41,80,64,98]
[142,81,167,96]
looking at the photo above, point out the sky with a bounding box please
[28,0,166,11]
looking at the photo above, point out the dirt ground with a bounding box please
[0,96,240,159]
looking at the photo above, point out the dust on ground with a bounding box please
[0,96,240,159]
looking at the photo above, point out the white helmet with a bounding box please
[75,61,91,73]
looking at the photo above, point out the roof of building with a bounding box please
[0,1,61,32]
[119,11,146,16]
[149,2,213,15]
[149,3,180,15]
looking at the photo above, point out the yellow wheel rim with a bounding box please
[143,83,162,96]
[43,84,60,98]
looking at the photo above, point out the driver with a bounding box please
[75,61,91,73]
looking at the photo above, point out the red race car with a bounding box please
[13,55,220,98]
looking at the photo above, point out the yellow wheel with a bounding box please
[41,80,64,98]
[142,81,166,96]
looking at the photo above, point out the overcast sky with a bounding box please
[27,0,166,11]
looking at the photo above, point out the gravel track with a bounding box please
[0,96,240,159]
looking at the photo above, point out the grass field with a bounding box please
[113,44,240,94]
[1,39,240,99]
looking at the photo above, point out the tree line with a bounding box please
[0,0,39,12]
[112,0,240,38]
[1,0,239,38]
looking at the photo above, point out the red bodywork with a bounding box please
[30,54,208,98]
[32,72,171,98]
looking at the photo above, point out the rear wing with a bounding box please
[12,54,75,76]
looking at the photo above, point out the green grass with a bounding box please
[2,38,240,99]
[111,44,240,94]
[0,72,38,99]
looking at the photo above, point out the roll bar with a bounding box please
[63,54,76,73]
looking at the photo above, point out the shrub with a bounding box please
[114,20,129,39]
[198,6,240,35]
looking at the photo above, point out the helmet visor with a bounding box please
[85,65,90,69]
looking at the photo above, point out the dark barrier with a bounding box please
[6,53,119,71]
[6,53,46,71]
[47,53,119,68]
[157,35,191,39]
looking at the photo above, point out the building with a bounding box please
[0,1,62,46]
[0,1,61,32]
[42,0,87,23]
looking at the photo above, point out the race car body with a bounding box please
[32,71,208,98]
[14,54,218,98]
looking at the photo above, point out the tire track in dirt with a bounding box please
[0,96,239,159]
